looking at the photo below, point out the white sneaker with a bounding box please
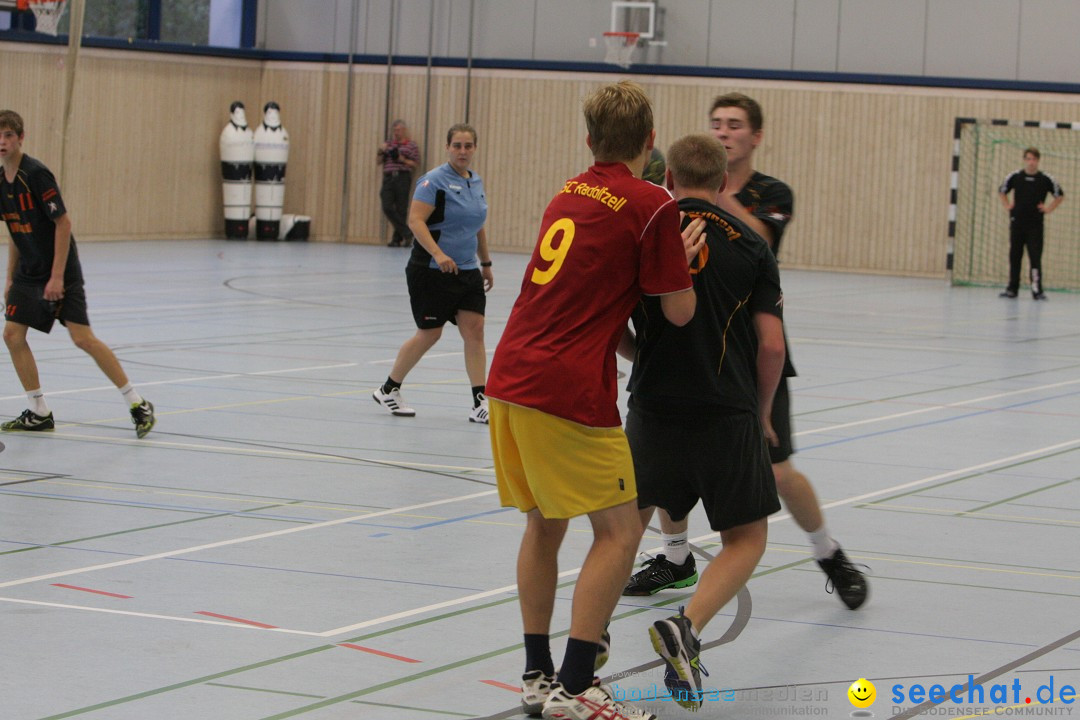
[372,387,416,417]
[469,394,489,424]
[542,683,656,720]
[522,670,556,715]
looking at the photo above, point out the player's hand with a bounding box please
[680,214,706,265]
[44,276,64,302]
[435,254,458,274]
[481,266,494,291]
[761,417,779,447]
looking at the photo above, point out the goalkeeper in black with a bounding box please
[998,147,1064,300]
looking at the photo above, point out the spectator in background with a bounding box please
[377,119,420,247]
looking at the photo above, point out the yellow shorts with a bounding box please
[489,398,637,519]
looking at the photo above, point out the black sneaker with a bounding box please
[1033,292,1048,301]
[649,610,709,710]
[130,400,156,438]
[999,290,1018,298]
[1,408,55,432]
[622,553,698,596]
[817,548,869,610]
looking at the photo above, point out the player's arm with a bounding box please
[1042,193,1064,214]
[476,225,493,291]
[5,239,19,299]
[718,180,793,251]
[45,213,72,302]
[999,174,1014,211]
[617,326,636,361]
[715,193,776,247]
[407,198,458,273]
[660,288,695,327]
[752,312,785,446]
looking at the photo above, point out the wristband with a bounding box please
[480,261,492,267]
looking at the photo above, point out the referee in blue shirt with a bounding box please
[373,124,494,424]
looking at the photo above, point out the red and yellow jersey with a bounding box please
[487,162,691,428]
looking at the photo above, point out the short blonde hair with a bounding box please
[583,81,653,162]
[668,134,727,191]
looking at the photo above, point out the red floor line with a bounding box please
[481,679,521,693]
[193,611,277,629]
[51,583,133,599]
[337,642,421,663]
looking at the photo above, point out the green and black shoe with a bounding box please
[1,409,55,432]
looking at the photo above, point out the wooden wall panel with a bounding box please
[0,45,262,241]
[4,41,1080,278]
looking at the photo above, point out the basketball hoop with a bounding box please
[23,0,68,36]
[603,31,640,69]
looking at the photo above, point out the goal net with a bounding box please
[952,119,1080,292]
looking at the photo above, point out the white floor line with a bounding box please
[315,437,1080,638]
[9,435,1078,636]
[0,489,497,590]
[40,432,497,473]
[0,362,358,401]
[0,597,324,636]
[795,377,1080,436]
[369,349,494,365]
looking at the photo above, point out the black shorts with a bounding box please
[405,264,486,329]
[5,282,89,334]
[627,401,780,532]
[769,376,795,464]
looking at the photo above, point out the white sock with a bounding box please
[119,383,143,407]
[27,389,49,416]
[808,525,840,560]
[661,531,690,565]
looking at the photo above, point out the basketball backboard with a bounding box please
[610,1,655,41]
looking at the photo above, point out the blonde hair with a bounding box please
[668,134,728,191]
[582,81,653,162]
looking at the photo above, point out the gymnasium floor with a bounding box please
[1,240,1077,720]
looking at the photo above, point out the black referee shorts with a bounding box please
[627,400,780,532]
[405,264,486,329]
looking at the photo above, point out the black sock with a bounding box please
[472,384,486,408]
[524,633,555,677]
[382,376,402,394]
[558,637,599,695]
